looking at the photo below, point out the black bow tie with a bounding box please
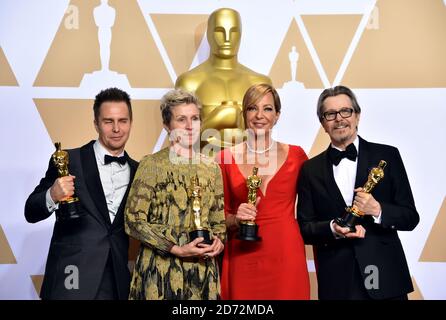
[104,154,127,165]
[328,143,357,166]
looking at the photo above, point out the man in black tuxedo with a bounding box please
[25,87,138,300]
[297,86,419,300]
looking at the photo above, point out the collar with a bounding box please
[93,140,125,165]
[331,135,360,153]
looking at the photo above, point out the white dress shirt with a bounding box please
[333,137,360,209]
[330,136,381,237]
[93,140,130,223]
[46,140,130,223]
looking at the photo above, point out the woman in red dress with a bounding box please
[217,83,310,300]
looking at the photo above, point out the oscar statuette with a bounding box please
[188,174,213,245]
[335,160,387,232]
[237,167,262,241]
[52,142,85,221]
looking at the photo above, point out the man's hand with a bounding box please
[353,187,381,217]
[333,222,366,239]
[49,175,75,203]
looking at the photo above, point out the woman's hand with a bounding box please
[198,236,224,259]
[169,237,213,258]
[236,197,260,223]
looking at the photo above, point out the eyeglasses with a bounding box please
[322,108,355,121]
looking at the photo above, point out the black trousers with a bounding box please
[348,260,408,300]
[95,254,118,300]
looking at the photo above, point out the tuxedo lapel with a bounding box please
[80,141,111,226]
[322,147,348,212]
[355,136,370,189]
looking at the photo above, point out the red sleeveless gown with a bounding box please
[218,145,310,300]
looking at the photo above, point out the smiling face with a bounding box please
[321,94,360,149]
[94,101,132,155]
[207,8,241,59]
[165,103,201,148]
[245,92,280,136]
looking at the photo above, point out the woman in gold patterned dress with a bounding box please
[124,89,226,300]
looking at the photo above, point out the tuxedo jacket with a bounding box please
[25,140,138,300]
[297,136,419,300]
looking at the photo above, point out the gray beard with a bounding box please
[339,135,351,144]
[338,128,358,145]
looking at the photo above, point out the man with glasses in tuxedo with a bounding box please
[297,85,419,300]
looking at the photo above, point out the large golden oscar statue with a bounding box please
[175,8,272,148]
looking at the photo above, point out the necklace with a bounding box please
[245,140,276,154]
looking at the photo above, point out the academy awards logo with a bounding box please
[80,0,131,89]
[285,46,304,89]
[34,0,173,88]
[32,0,208,160]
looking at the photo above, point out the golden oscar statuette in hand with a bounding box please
[335,160,387,232]
[237,167,262,241]
[188,175,212,245]
[52,142,85,221]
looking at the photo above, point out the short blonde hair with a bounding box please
[160,89,202,125]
